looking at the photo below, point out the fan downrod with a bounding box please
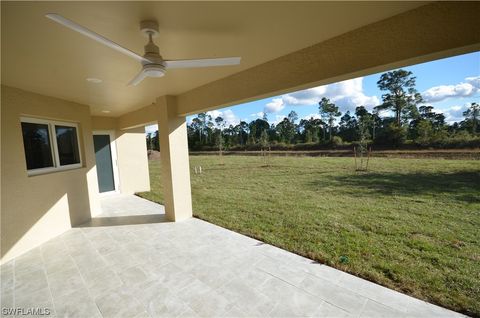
[140,20,159,37]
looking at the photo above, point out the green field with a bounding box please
[137,155,480,316]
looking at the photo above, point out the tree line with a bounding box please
[147,69,480,151]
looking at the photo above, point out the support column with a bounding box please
[157,96,193,221]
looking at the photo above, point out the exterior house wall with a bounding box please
[1,88,151,264]
[115,127,150,194]
[1,85,101,263]
[91,116,117,131]
[91,117,150,195]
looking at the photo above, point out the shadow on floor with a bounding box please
[77,214,169,228]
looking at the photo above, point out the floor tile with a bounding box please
[186,264,236,289]
[218,278,275,316]
[102,250,142,273]
[360,299,405,318]
[131,279,170,307]
[0,289,14,309]
[44,256,77,276]
[53,289,101,318]
[47,267,87,299]
[0,269,14,292]
[14,268,49,298]
[312,301,354,317]
[299,273,368,314]
[14,250,44,277]
[118,265,152,287]
[188,289,233,317]
[256,256,307,287]
[15,287,55,317]
[80,266,123,298]
[259,277,322,317]
[176,278,213,304]
[95,287,145,318]
[4,194,464,318]
[146,293,190,318]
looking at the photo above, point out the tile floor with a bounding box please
[0,194,464,317]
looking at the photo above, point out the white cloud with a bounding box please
[206,109,240,127]
[376,109,392,118]
[466,76,480,89]
[250,112,265,118]
[422,76,480,103]
[302,113,322,120]
[441,104,470,123]
[206,110,222,119]
[222,109,240,126]
[274,115,287,125]
[283,87,327,106]
[145,124,158,134]
[264,77,379,114]
[264,98,285,113]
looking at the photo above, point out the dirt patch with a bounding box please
[148,150,161,160]
[151,149,480,160]
[189,149,480,160]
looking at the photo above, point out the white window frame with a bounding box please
[20,117,83,176]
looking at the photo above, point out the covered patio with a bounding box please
[2,1,479,317]
[0,195,463,317]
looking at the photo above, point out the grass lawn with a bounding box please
[137,155,480,316]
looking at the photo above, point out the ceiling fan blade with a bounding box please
[128,70,147,86]
[45,13,150,63]
[165,57,241,69]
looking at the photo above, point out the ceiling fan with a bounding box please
[45,14,241,86]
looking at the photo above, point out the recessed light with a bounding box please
[86,78,102,83]
[101,110,111,113]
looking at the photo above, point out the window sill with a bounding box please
[27,164,83,177]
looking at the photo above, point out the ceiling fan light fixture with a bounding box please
[144,65,165,78]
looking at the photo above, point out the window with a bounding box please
[21,117,82,175]
[55,125,80,165]
[21,122,54,170]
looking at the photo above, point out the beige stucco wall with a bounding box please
[1,85,101,264]
[1,89,151,264]
[115,127,150,194]
[157,96,192,221]
[91,117,150,195]
[91,116,117,131]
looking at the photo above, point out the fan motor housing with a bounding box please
[140,20,159,37]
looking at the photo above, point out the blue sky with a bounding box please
[146,51,479,133]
